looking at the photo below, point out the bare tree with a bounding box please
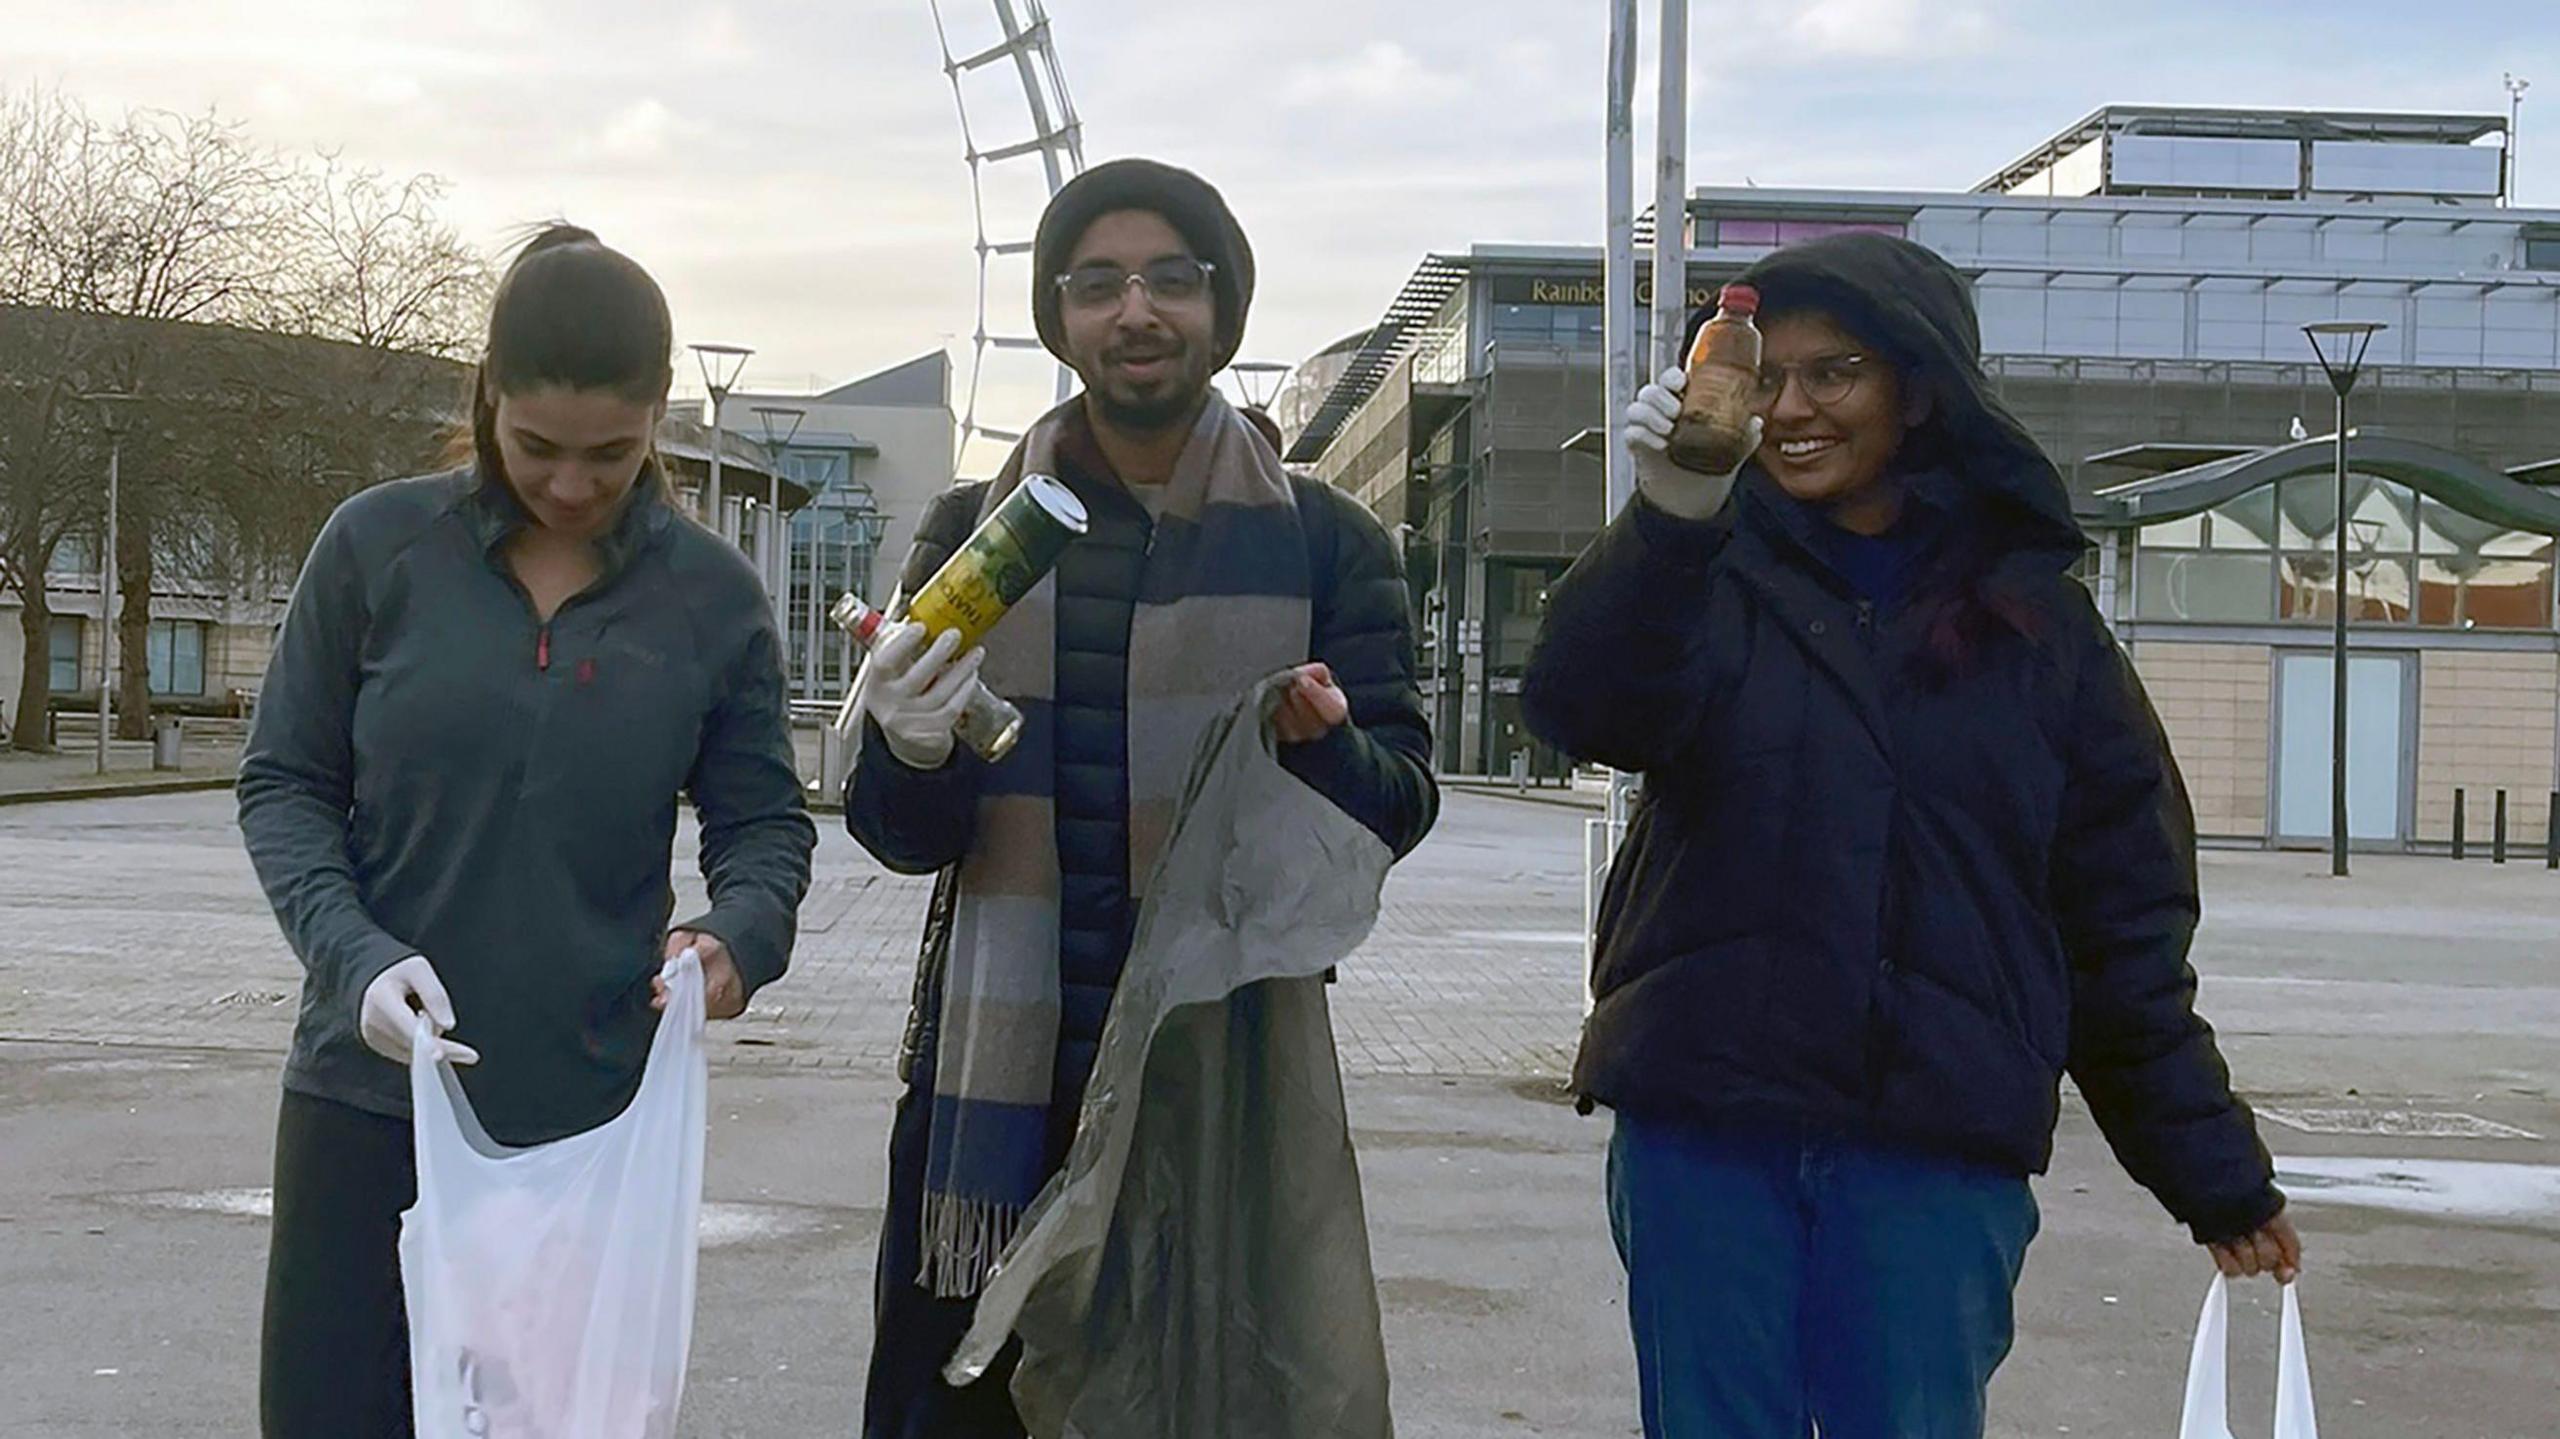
[0,89,79,302]
[1,87,482,745]
[286,156,491,359]
[7,94,294,327]
[0,306,106,751]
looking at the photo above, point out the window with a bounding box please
[148,619,207,696]
[1413,323,1469,384]
[2132,499,2279,622]
[1484,562,1566,673]
[48,616,83,692]
[47,537,95,581]
[2525,231,2560,271]
[2414,496,2556,630]
[1782,218,1903,244]
[1705,217,1907,248]
[2279,480,2417,625]
[1489,302,1602,350]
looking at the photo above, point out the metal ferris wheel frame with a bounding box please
[928,0,1086,468]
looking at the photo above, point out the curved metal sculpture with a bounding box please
[928,0,1086,475]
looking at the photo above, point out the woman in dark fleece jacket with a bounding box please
[1523,232,2296,1439]
[237,226,814,1437]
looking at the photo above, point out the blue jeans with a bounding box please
[1607,1112,2039,1439]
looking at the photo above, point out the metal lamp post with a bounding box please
[1600,0,1686,831]
[1583,0,1684,1008]
[83,393,136,774]
[2505,73,2530,207]
[689,344,753,542]
[1222,360,1292,412]
[842,495,889,698]
[752,405,808,674]
[2303,320,2386,878]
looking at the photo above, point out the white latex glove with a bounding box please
[358,955,480,1066]
[1627,366,1763,520]
[863,621,988,770]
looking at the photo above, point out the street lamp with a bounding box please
[1222,360,1292,411]
[2505,73,2530,207]
[81,394,135,774]
[752,405,809,681]
[2303,319,2386,878]
[688,343,753,541]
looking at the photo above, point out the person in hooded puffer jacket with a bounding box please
[1523,232,2299,1439]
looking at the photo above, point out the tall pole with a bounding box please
[707,385,730,541]
[1604,0,1639,832]
[2303,319,2381,877]
[2507,74,2531,206]
[692,344,753,543]
[1635,0,1688,812]
[770,471,786,623]
[2330,392,2350,877]
[96,435,119,775]
[805,501,823,700]
[753,403,808,682]
[1650,0,1690,385]
[1604,0,1637,529]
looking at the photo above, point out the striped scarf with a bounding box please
[920,392,1310,1297]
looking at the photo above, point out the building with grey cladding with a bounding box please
[1286,106,2560,799]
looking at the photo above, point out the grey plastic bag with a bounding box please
[948,673,1397,1439]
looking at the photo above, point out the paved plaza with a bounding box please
[3,789,2556,1436]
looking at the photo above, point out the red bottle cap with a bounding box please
[1718,283,1760,316]
[837,599,884,643]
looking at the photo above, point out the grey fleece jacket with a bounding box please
[237,466,815,1144]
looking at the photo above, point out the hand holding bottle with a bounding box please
[1627,366,1761,520]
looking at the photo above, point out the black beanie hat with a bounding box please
[1032,158,1256,372]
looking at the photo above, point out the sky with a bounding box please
[5,0,2554,469]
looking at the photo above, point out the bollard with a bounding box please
[2453,788,2468,861]
[2547,792,2558,871]
[2495,789,2510,865]
[1511,748,1530,794]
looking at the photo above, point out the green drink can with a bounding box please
[901,473,1089,651]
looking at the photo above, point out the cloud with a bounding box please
[1281,41,1464,109]
[364,74,425,109]
[14,0,2552,452]
[698,5,758,65]
[590,99,689,162]
[1771,0,2001,60]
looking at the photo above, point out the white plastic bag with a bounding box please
[2177,1276,2318,1439]
[400,950,709,1439]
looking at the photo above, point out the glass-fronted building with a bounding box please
[2087,433,2560,848]
[722,352,957,704]
[1288,106,2560,822]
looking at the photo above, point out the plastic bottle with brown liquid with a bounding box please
[1666,283,1763,475]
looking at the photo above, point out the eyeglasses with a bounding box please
[1055,257,1219,312]
[1754,353,1872,408]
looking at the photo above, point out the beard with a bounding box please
[1083,342,1213,435]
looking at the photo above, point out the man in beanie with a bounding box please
[846,158,1438,1437]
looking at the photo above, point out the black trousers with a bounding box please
[862,1082,1031,1439]
[260,1089,417,1437]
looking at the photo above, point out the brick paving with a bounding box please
[0,789,1592,1081]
